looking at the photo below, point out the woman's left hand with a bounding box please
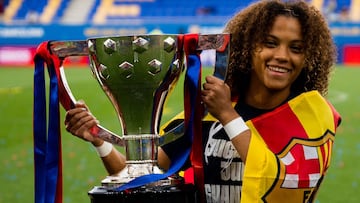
[201,75,239,124]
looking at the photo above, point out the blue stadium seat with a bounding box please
[4,0,356,24]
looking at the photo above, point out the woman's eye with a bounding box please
[264,41,277,48]
[290,45,303,53]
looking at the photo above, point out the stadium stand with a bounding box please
[0,0,359,65]
[1,0,360,25]
[1,0,359,24]
[60,0,95,24]
[92,0,141,24]
[39,0,62,24]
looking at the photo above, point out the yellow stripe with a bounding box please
[288,90,335,139]
[40,0,62,24]
[310,0,324,11]
[242,121,279,203]
[92,0,140,24]
[3,0,23,23]
[327,139,333,169]
[93,0,114,24]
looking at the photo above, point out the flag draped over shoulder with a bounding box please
[241,90,341,203]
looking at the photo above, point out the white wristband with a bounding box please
[223,117,249,140]
[95,141,113,157]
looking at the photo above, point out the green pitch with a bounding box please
[0,65,359,202]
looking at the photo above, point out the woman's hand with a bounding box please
[64,101,102,145]
[201,75,239,124]
[65,101,127,174]
[202,75,250,162]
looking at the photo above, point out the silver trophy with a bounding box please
[88,35,184,185]
[46,33,230,202]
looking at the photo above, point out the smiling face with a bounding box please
[250,15,305,96]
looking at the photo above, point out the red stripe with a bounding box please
[251,103,308,154]
[183,33,205,202]
[55,136,63,203]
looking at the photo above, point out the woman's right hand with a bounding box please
[65,101,127,175]
[64,100,101,145]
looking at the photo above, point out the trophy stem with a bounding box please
[100,134,162,187]
[124,134,159,162]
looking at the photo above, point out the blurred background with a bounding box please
[0,0,359,202]
[0,0,360,65]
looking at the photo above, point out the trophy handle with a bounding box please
[47,34,230,147]
[49,40,125,146]
[160,34,230,146]
[197,33,230,80]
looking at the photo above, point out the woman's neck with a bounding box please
[245,88,291,110]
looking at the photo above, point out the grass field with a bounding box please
[0,65,359,202]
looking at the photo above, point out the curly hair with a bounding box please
[224,0,337,97]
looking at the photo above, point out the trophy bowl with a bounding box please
[87,35,184,185]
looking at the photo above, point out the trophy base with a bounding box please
[88,183,197,203]
[100,164,166,187]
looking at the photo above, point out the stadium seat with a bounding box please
[349,0,360,21]
[2,0,357,24]
[39,0,61,24]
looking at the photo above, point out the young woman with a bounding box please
[65,1,341,202]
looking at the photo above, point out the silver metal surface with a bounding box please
[48,33,230,187]
[85,35,185,186]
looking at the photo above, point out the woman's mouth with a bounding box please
[267,65,290,73]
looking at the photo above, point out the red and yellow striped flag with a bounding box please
[241,90,341,203]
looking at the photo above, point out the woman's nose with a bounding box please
[274,45,290,62]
